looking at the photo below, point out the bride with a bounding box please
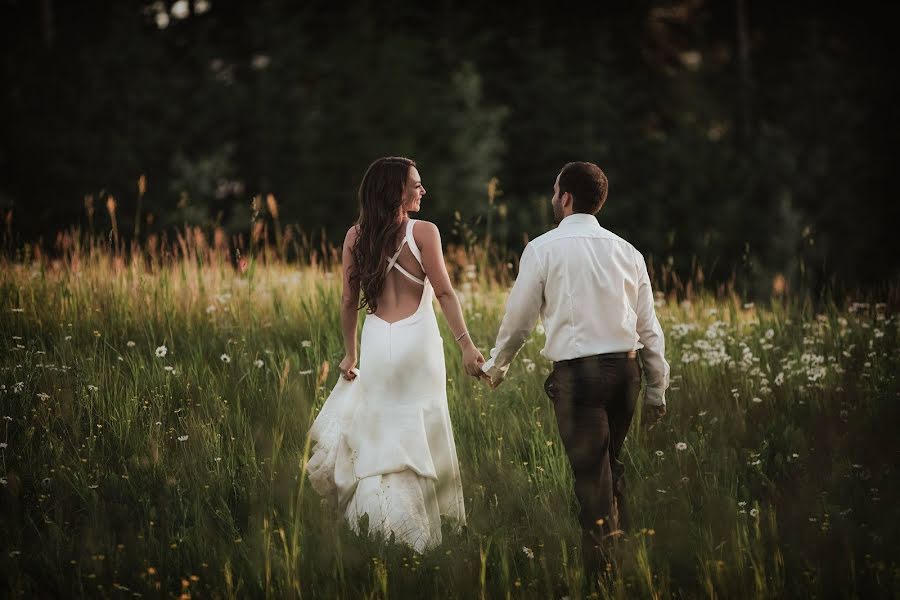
[306,156,485,553]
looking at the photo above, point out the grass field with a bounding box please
[0,242,897,598]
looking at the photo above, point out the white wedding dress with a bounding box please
[306,219,466,553]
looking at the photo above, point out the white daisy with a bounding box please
[155,345,167,358]
[220,354,231,364]
[675,442,688,451]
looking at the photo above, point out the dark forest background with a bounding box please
[2,0,899,295]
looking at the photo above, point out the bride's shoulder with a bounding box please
[411,219,440,244]
[343,224,360,248]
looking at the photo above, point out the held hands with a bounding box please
[462,344,497,388]
[461,338,486,378]
[462,344,485,378]
[339,354,357,381]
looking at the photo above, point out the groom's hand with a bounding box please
[644,403,666,427]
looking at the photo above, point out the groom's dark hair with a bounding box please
[559,162,608,214]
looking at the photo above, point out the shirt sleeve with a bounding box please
[481,243,544,386]
[634,249,670,406]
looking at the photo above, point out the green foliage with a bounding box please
[1,2,897,292]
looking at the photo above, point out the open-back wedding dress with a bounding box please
[306,219,466,553]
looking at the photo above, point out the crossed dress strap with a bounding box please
[385,220,425,286]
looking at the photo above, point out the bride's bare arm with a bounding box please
[339,226,360,380]
[416,221,485,376]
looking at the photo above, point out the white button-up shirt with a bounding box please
[481,213,670,406]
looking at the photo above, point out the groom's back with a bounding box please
[528,214,647,361]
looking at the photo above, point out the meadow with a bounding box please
[0,234,897,599]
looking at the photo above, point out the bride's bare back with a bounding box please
[374,221,428,323]
[338,198,483,381]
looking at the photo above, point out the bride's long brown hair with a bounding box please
[351,156,416,313]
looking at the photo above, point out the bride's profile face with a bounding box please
[401,167,426,213]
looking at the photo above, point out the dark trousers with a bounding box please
[544,355,641,570]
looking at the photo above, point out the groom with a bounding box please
[481,161,670,571]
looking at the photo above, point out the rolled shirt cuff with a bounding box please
[643,386,666,407]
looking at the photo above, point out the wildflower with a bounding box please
[254,359,264,368]
[64,335,72,341]
[301,340,312,348]
[765,329,775,339]
[126,341,136,347]
[0,443,7,449]
[0,478,7,486]
[13,382,24,394]
[164,366,174,372]
[155,345,168,358]
[522,546,534,559]
[750,508,759,517]
[675,442,688,451]
[526,362,536,373]
[655,450,664,457]
[214,457,222,462]
[87,385,99,393]
[88,484,98,489]
[3,416,11,421]
[220,354,231,364]
[41,477,51,486]
[36,393,50,401]
[8,550,20,557]
[177,435,188,442]
[738,501,747,507]
[751,397,762,404]
[206,305,217,314]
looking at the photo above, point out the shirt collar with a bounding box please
[558,213,600,228]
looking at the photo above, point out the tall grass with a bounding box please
[0,230,897,598]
